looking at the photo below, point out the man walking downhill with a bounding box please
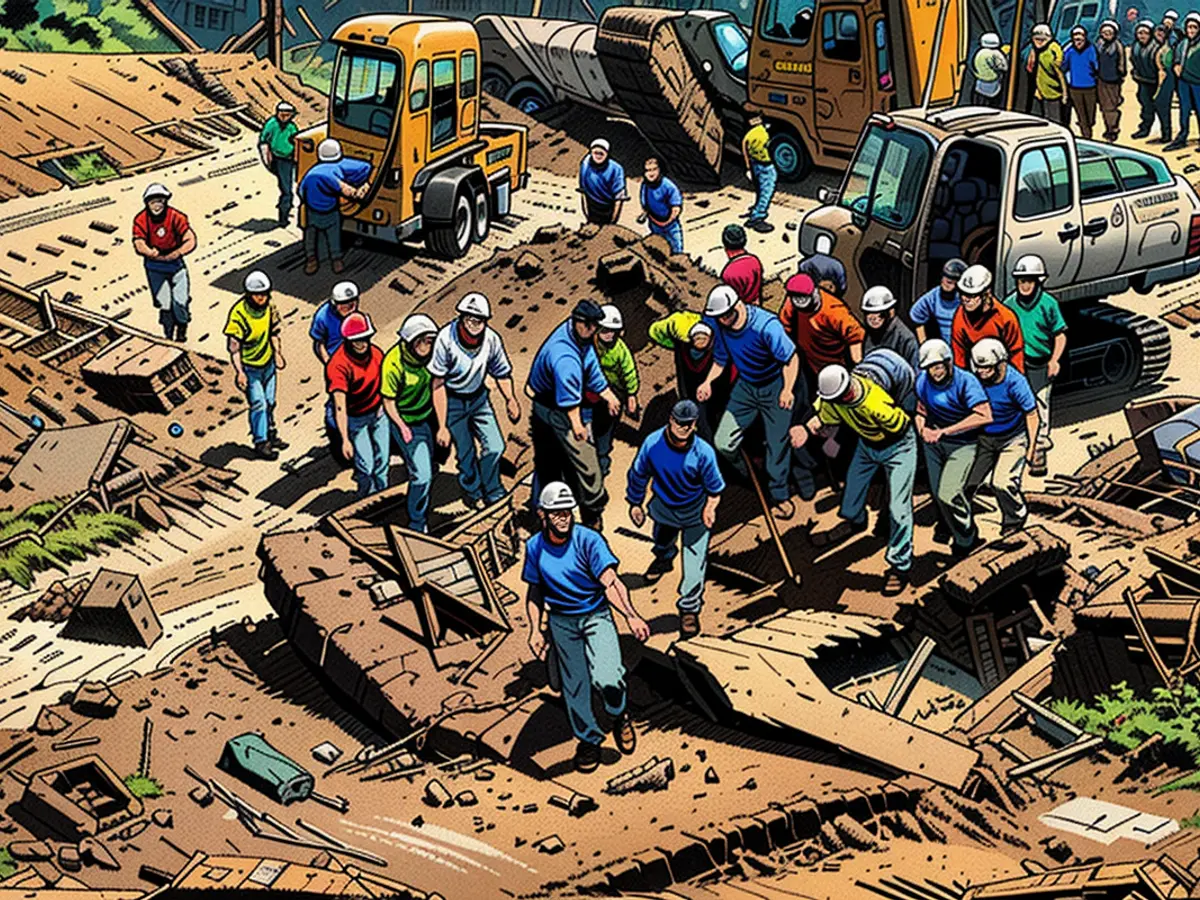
[720,224,763,305]
[627,400,724,639]
[951,265,1025,372]
[973,33,1009,107]
[326,312,390,498]
[639,157,683,255]
[648,312,729,439]
[1062,25,1100,139]
[297,138,371,275]
[259,101,299,228]
[912,259,967,345]
[132,183,196,342]
[523,482,650,774]
[579,139,628,226]
[861,286,919,371]
[1169,12,1200,149]
[310,281,361,464]
[1154,24,1177,142]
[430,293,521,510]
[593,305,640,478]
[225,271,287,461]
[698,285,800,520]
[741,107,776,233]
[1132,20,1162,137]
[382,314,439,534]
[1095,19,1128,141]
[915,339,993,557]
[1029,24,1070,125]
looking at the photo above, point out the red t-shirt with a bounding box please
[721,252,763,305]
[779,290,866,375]
[326,344,383,417]
[951,301,1026,373]
[132,207,190,253]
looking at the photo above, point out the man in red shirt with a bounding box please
[778,273,865,381]
[950,265,1025,373]
[719,224,763,305]
[326,311,390,497]
[132,183,197,342]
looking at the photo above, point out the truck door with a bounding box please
[1077,151,1130,280]
[1005,140,1083,293]
[814,7,867,147]
[406,59,431,222]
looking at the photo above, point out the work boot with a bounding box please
[812,518,868,548]
[748,220,775,234]
[269,433,289,451]
[932,520,952,545]
[304,258,319,275]
[332,258,346,274]
[646,556,674,580]
[1165,139,1187,151]
[772,499,795,521]
[1029,449,1048,478]
[679,612,700,639]
[1132,128,1151,139]
[278,212,289,228]
[574,740,601,774]
[613,713,636,756]
[881,569,908,597]
[254,442,279,461]
[951,535,984,560]
[162,323,174,339]
[174,324,187,343]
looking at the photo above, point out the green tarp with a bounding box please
[217,732,313,805]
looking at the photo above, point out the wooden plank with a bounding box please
[1124,587,1175,686]
[1012,691,1085,746]
[1146,547,1200,592]
[1007,735,1103,780]
[950,641,1060,742]
[883,637,936,716]
[129,0,202,50]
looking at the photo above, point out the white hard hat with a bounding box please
[1166,8,1180,18]
[1012,254,1046,278]
[317,138,343,162]
[981,32,1001,48]
[243,270,271,294]
[817,364,852,400]
[538,481,578,511]
[1187,11,1200,24]
[1032,23,1053,37]
[918,338,953,370]
[861,285,897,314]
[143,183,171,201]
[599,304,623,330]
[590,138,610,151]
[456,292,491,319]
[704,284,740,318]
[331,281,360,304]
[958,265,993,296]
[276,101,296,113]
[971,337,1009,369]
[399,314,438,344]
[688,321,713,341]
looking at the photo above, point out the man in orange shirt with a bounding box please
[778,273,865,380]
[950,265,1025,373]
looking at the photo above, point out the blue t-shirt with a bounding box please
[626,428,725,509]
[910,286,960,345]
[579,156,627,205]
[528,320,608,409]
[298,159,372,214]
[309,300,346,358]
[916,366,989,437]
[1062,43,1098,88]
[640,177,682,222]
[705,304,795,386]
[521,526,618,617]
[981,366,1037,436]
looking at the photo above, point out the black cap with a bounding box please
[571,299,604,323]
[671,399,700,424]
[943,258,968,279]
[722,224,747,250]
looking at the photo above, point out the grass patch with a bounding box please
[0,846,15,879]
[0,500,141,589]
[0,0,176,52]
[123,774,163,798]
[1183,811,1200,828]
[55,151,119,185]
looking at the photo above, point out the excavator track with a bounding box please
[1055,304,1171,406]
[595,8,724,183]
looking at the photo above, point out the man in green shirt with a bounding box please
[224,270,286,460]
[1006,255,1066,477]
[259,101,299,228]
[593,304,640,477]
[382,313,438,533]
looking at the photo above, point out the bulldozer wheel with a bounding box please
[1055,304,1171,406]
[426,187,474,260]
[768,128,812,182]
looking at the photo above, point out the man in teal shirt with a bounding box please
[1006,255,1066,477]
[259,101,299,228]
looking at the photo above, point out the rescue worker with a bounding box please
[309,281,360,365]
[1005,255,1067,478]
[523,482,649,774]
[326,311,390,498]
[720,224,763,305]
[967,339,1039,535]
[1029,23,1070,125]
[638,156,683,254]
[297,138,371,275]
[951,265,1025,372]
[224,270,286,460]
[911,259,967,345]
[132,183,196,342]
[1132,20,1162,138]
[1164,9,1183,44]
[648,311,729,438]
[798,253,848,298]
[793,364,916,596]
[698,285,800,519]
[856,347,917,415]
[579,138,628,226]
[741,108,776,233]
[258,100,299,228]
[528,301,620,530]
[429,293,521,510]
[382,314,438,534]
[778,272,865,382]
[1169,12,1200,150]
[973,33,1009,107]
[861,286,920,371]
[1095,19,1127,141]
[593,305,640,477]
[1062,25,1100,139]
[1155,23,1177,142]
[626,400,724,639]
[915,339,993,555]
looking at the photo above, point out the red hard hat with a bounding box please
[785,272,816,295]
[340,311,375,341]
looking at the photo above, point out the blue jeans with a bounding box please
[649,219,684,254]
[391,418,434,533]
[446,391,506,504]
[714,375,791,503]
[650,495,710,614]
[275,158,295,219]
[347,409,390,497]
[145,260,190,330]
[244,361,277,447]
[1178,80,1200,141]
[749,161,777,222]
[547,608,627,746]
[840,427,917,572]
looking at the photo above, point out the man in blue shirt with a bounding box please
[309,280,361,464]
[1061,25,1100,139]
[915,339,993,556]
[523,482,650,773]
[967,338,1039,535]
[527,301,620,529]
[697,285,800,519]
[298,138,372,275]
[639,156,683,254]
[579,138,628,226]
[626,400,725,639]
[911,259,967,345]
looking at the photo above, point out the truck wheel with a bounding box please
[481,65,513,100]
[769,129,812,183]
[505,80,553,115]
[427,188,474,260]
[473,188,490,243]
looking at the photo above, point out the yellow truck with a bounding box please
[296,14,530,259]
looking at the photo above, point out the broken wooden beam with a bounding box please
[1007,735,1103,780]
[1146,547,1200,593]
[1012,691,1085,747]
[1124,587,1175,687]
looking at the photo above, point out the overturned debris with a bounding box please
[60,569,161,649]
[962,853,1197,898]
[11,577,90,623]
[605,757,674,796]
[20,755,143,840]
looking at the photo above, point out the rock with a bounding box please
[424,779,453,808]
[578,224,601,239]
[474,768,495,782]
[514,252,544,279]
[640,234,673,263]
[534,834,564,855]
[368,581,402,608]
[117,820,150,841]
[596,251,645,290]
[311,741,343,765]
[605,756,675,795]
[531,224,567,244]
[188,785,213,808]
[740,777,758,791]
[454,790,478,807]
[70,681,120,718]
[151,809,173,829]
[80,837,120,871]
[57,845,82,872]
[9,840,52,861]
[1041,835,1073,863]
[33,706,71,735]
[162,704,188,718]
[704,766,720,784]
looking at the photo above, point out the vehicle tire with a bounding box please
[481,65,514,100]
[1054,304,1171,406]
[768,128,813,182]
[505,79,553,115]
[426,188,474,260]
[473,188,490,244]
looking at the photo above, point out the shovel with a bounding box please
[741,449,804,606]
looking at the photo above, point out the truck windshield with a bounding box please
[332,51,403,137]
[712,20,749,74]
[840,124,931,228]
